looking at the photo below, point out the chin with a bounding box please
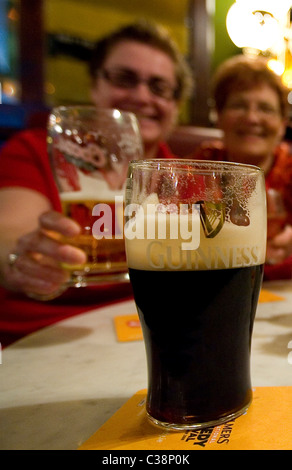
[140,130,161,146]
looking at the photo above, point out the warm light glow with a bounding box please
[45,82,56,95]
[113,109,121,119]
[267,59,285,75]
[235,0,292,20]
[282,69,292,87]
[227,1,292,89]
[226,3,282,51]
[7,7,19,22]
[3,80,16,97]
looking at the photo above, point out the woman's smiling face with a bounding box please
[90,40,179,157]
[217,84,286,166]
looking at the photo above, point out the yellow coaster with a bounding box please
[258,289,285,303]
[79,387,292,450]
[114,314,143,342]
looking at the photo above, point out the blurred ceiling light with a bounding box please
[226,3,284,51]
[226,1,292,53]
[234,0,292,20]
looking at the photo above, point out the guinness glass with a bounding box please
[125,159,266,430]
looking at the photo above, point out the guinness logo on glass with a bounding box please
[197,201,225,238]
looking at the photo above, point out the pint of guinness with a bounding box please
[125,159,266,430]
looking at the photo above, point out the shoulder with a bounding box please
[0,128,48,162]
[272,143,292,175]
[157,142,176,158]
[4,128,47,147]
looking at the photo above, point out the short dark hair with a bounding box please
[212,55,288,117]
[88,19,193,101]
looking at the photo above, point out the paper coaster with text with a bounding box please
[79,386,292,450]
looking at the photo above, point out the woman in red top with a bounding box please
[0,20,192,346]
[192,55,292,281]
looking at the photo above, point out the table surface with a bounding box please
[1,280,292,450]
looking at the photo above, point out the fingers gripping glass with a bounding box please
[100,68,178,100]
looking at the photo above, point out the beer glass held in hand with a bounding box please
[124,159,267,430]
[266,188,287,240]
[48,106,143,287]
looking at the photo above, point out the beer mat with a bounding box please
[114,314,143,342]
[258,289,285,303]
[79,386,292,450]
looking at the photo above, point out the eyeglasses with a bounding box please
[99,68,178,101]
[225,100,281,118]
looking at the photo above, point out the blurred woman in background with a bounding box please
[192,55,292,280]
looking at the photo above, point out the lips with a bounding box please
[236,128,266,139]
[138,114,159,126]
[118,104,160,123]
[133,110,160,123]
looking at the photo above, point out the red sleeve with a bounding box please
[0,128,61,211]
[265,144,292,226]
[157,142,177,158]
[264,256,292,281]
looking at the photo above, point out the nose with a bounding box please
[132,81,154,102]
[244,104,261,122]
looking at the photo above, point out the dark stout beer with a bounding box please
[128,264,263,426]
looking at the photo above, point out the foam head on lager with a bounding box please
[125,159,266,430]
[48,106,143,287]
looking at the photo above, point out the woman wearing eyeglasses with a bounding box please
[191,55,292,281]
[0,20,192,346]
[89,22,192,160]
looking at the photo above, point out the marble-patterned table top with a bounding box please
[1,280,292,449]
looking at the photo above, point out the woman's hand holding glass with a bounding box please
[266,188,292,265]
[266,224,292,265]
[6,211,86,299]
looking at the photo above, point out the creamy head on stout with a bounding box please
[125,188,267,271]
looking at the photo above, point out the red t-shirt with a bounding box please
[0,129,61,211]
[192,140,292,281]
[0,129,175,347]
